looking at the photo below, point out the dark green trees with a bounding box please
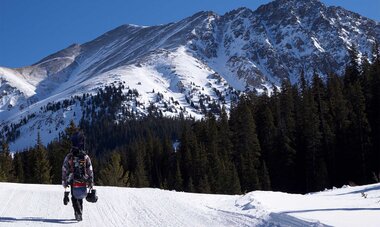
[367,46,380,180]
[3,56,379,194]
[130,142,149,188]
[230,97,262,192]
[326,73,348,186]
[217,108,241,194]
[343,51,372,184]
[99,152,129,186]
[0,141,14,181]
[32,133,52,184]
[266,81,297,192]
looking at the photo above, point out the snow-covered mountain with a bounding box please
[1,0,379,150]
[1,182,380,226]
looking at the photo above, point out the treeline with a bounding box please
[0,134,51,184]
[0,48,379,194]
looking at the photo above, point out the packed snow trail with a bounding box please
[0,182,379,226]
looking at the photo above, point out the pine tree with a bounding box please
[99,152,129,186]
[187,176,195,192]
[13,153,24,183]
[268,80,298,191]
[326,73,349,185]
[276,80,298,158]
[343,47,372,184]
[344,80,371,184]
[0,140,14,182]
[297,73,323,192]
[33,133,52,184]
[144,132,154,186]
[259,161,271,190]
[178,125,195,191]
[344,45,361,85]
[197,175,211,193]
[131,142,149,187]
[0,165,6,181]
[205,114,223,193]
[151,138,163,188]
[166,146,183,191]
[256,97,277,190]
[226,164,241,194]
[160,137,173,189]
[294,71,308,192]
[230,97,261,192]
[194,144,210,193]
[22,148,34,184]
[218,107,241,194]
[173,160,183,191]
[256,96,276,163]
[312,73,333,189]
[367,45,380,179]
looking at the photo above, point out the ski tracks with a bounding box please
[0,183,331,227]
[85,187,261,226]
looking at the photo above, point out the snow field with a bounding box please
[1,182,379,226]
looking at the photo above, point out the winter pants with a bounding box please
[70,187,83,215]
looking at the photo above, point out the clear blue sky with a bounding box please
[1,0,379,68]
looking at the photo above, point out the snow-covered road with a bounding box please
[0,182,379,226]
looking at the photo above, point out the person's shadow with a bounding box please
[0,216,77,224]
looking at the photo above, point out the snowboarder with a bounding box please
[62,131,94,221]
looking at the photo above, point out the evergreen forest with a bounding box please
[0,49,379,194]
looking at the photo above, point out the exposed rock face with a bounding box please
[190,0,379,85]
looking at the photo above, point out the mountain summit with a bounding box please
[1,1,379,150]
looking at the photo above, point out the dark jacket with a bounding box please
[62,149,94,187]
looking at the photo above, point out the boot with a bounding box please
[75,213,82,222]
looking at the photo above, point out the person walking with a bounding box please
[62,131,94,221]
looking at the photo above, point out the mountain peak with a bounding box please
[276,0,320,2]
[1,2,379,150]
[272,0,323,4]
[233,7,254,17]
[223,7,254,19]
[235,7,252,13]
[189,10,218,19]
[257,0,325,12]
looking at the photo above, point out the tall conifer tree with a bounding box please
[0,141,14,182]
[99,152,129,186]
[230,97,261,192]
[33,133,52,184]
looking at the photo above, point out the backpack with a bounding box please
[69,150,87,183]
[69,150,88,199]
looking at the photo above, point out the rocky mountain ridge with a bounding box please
[0,0,379,150]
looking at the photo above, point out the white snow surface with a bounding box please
[0,68,36,97]
[1,46,237,151]
[0,182,379,226]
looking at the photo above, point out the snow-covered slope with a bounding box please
[0,182,379,226]
[1,0,379,150]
